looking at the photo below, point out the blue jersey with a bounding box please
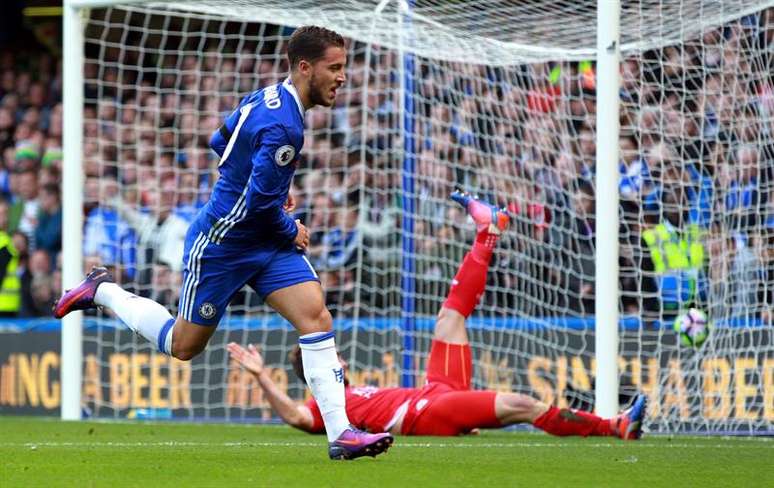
[200,78,306,246]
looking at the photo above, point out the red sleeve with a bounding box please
[303,397,325,434]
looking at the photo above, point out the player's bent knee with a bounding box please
[314,307,333,332]
[433,307,468,344]
[292,304,333,336]
[170,318,216,361]
[173,350,195,362]
[495,393,538,423]
[172,343,205,361]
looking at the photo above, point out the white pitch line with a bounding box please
[1,441,772,449]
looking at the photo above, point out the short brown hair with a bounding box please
[287,26,345,69]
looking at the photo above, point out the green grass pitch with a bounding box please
[1,416,772,487]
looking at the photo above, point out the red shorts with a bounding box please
[401,340,500,436]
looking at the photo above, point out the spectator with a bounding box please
[34,182,61,259]
[113,175,189,293]
[83,177,136,281]
[549,180,596,314]
[20,248,52,317]
[723,145,763,231]
[8,167,40,248]
[640,187,706,317]
[311,191,360,271]
[2,12,773,323]
[0,199,20,316]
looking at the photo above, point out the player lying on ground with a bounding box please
[229,191,647,438]
[53,26,392,460]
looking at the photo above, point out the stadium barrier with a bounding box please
[2,318,771,433]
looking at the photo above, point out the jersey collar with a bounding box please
[283,78,306,119]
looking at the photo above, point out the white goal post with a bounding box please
[62,0,87,421]
[594,0,622,419]
[61,0,774,434]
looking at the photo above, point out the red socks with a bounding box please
[533,406,613,437]
[472,229,498,262]
[442,230,498,318]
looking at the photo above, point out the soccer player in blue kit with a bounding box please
[54,26,393,460]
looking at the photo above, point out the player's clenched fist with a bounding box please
[294,219,309,250]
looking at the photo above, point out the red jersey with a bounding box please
[304,386,420,433]
[303,342,488,436]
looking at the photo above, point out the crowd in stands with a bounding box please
[0,9,772,324]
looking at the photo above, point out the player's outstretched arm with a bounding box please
[227,342,315,431]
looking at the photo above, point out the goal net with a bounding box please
[76,0,774,433]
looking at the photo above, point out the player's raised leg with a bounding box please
[435,190,511,345]
[435,192,647,440]
[265,279,393,459]
[53,268,177,354]
[418,191,510,399]
[53,267,212,360]
[423,190,510,392]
